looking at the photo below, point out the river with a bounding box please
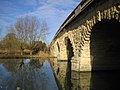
[0,59,120,90]
[50,58,120,90]
[0,59,58,90]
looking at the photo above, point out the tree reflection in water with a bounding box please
[0,59,18,72]
[0,59,44,90]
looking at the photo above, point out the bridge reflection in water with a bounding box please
[50,58,120,90]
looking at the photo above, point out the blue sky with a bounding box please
[0,0,80,43]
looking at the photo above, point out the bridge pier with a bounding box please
[71,57,80,72]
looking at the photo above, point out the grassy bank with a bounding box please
[0,54,41,59]
[0,51,55,59]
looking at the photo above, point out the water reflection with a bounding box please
[90,71,120,90]
[64,59,72,90]
[50,58,120,90]
[50,58,70,89]
[0,59,58,90]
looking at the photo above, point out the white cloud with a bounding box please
[22,0,80,42]
[46,0,79,8]
[0,0,80,42]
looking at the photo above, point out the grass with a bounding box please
[0,51,54,59]
[0,54,44,59]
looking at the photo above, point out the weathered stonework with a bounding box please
[50,58,91,90]
[50,0,120,71]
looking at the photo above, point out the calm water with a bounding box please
[50,58,120,90]
[1,59,120,90]
[0,59,58,90]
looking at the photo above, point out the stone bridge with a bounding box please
[50,0,120,71]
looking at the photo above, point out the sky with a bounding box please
[0,0,80,43]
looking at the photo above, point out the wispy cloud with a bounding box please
[0,0,80,42]
[22,0,80,41]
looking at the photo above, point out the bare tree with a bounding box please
[39,20,49,41]
[8,25,16,34]
[0,26,3,50]
[7,25,22,54]
[14,16,49,55]
[0,25,2,40]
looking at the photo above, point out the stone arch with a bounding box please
[90,19,120,71]
[64,36,74,89]
[57,42,60,52]
[64,37,74,60]
[78,5,120,71]
[86,5,120,30]
[50,45,55,56]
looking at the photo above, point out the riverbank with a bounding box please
[0,54,51,59]
[0,54,41,59]
[0,51,56,59]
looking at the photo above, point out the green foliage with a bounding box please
[1,33,20,50]
[32,41,47,54]
[0,33,48,55]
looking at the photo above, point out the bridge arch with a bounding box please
[78,4,120,71]
[90,19,120,71]
[65,37,74,60]
[57,42,60,53]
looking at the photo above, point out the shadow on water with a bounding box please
[90,19,120,90]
